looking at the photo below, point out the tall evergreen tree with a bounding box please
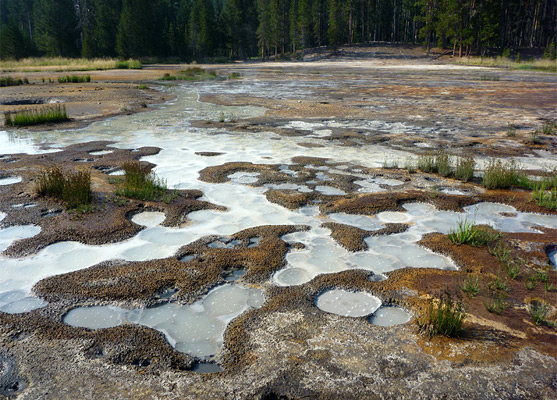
[116,0,154,58]
[33,0,79,56]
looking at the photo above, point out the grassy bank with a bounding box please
[0,57,142,72]
[453,56,557,72]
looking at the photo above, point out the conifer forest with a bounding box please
[0,0,555,61]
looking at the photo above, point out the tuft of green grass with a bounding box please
[488,275,510,292]
[454,156,475,182]
[4,104,69,126]
[0,76,29,86]
[506,124,517,137]
[417,152,438,173]
[228,72,241,79]
[482,159,528,189]
[417,292,466,338]
[58,74,91,83]
[532,185,557,211]
[137,85,148,90]
[404,157,416,173]
[382,157,399,169]
[525,274,538,290]
[542,120,556,135]
[116,59,142,69]
[484,295,509,314]
[448,219,477,245]
[36,166,91,209]
[461,275,481,298]
[436,152,452,177]
[159,67,219,81]
[118,161,168,201]
[529,301,551,326]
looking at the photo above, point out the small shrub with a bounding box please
[137,85,148,89]
[454,156,475,182]
[36,166,91,209]
[4,104,68,126]
[482,159,527,189]
[228,72,241,79]
[417,292,466,337]
[461,275,481,298]
[118,161,167,201]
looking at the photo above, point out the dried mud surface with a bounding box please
[1,46,556,399]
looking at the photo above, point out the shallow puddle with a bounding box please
[369,306,412,326]
[64,283,264,357]
[315,289,382,317]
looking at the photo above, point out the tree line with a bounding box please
[1,0,555,60]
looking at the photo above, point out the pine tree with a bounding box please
[116,0,154,58]
[33,0,79,57]
[0,21,27,59]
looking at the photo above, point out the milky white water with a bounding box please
[1,82,556,356]
[64,283,264,358]
[369,306,412,326]
[316,289,382,317]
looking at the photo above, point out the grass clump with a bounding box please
[137,85,148,89]
[448,219,478,245]
[532,184,557,211]
[118,161,168,201]
[461,275,481,298]
[0,76,29,86]
[36,166,91,209]
[160,67,218,81]
[58,74,91,83]
[529,301,551,326]
[4,104,68,126]
[228,72,241,79]
[484,295,509,314]
[115,59,142,69]
[417,292,466,337]
[506,124,517,137]
[454,156,475,182]
[417,152,438,173]
[542,120,556,135]
[488,275,510,292]
[482,159,528,189]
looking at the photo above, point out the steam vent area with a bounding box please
[0,46,556,400]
